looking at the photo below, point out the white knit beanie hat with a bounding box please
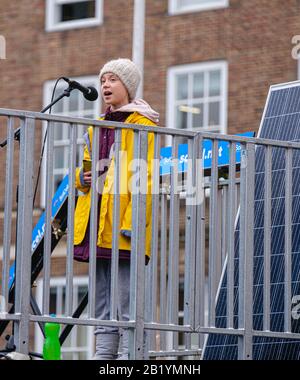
[99,58,141,101]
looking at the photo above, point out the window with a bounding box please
[169,0,228,14]
[46,0,103,32]
[41,76,100,207]
[35,277,95,360]
[167,61,228,143]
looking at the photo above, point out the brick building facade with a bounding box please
[0,0,300,359]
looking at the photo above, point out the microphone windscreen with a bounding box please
[84,87,98,101]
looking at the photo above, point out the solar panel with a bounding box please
[202,81,300,360]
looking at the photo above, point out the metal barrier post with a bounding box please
[14,117,35,354]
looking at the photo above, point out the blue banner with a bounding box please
[159,132,255,175]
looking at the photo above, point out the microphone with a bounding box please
[62,77,98,101]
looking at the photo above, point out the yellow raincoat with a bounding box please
[74,112,157,257]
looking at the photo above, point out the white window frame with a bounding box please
[46,0,103,32]
[41,75,100,208]
[166,61,228,145]
[34,276,95,360]
[169,0,229,15]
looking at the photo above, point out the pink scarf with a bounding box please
[114,99,160,124]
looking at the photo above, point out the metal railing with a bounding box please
[1,108,300,360]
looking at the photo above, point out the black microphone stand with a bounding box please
[0,84,75,358]
[0,85,74,148]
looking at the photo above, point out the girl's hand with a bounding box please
[83,171,92,186]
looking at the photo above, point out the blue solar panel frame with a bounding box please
[202,81,300,360]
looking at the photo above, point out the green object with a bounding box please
[43,318,61,360]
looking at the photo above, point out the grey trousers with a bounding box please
[94,258,130,359]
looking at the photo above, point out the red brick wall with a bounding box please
[0,1,300,352]
[0,0,135,212]
[0,0,299,211]
[145,0,299,132]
